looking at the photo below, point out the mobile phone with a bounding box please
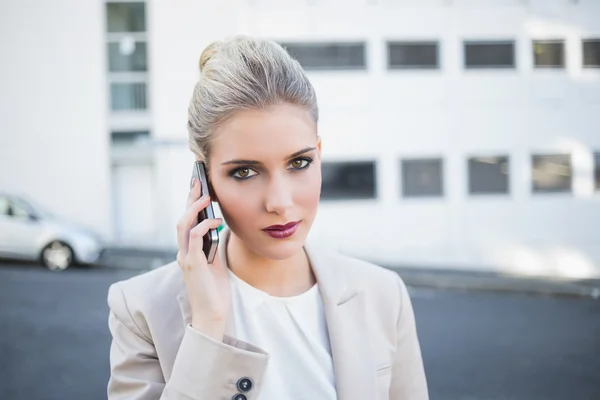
[191,161,219,263]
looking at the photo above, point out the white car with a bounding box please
[0,192,105,271]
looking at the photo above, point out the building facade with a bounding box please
[2,0,599,278]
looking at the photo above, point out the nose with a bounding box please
[264,173,294,215]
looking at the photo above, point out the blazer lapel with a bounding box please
[305,242,378,400]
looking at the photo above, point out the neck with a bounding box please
[226,232,316,297]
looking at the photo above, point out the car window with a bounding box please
[12,204,29,218]
[7,200,30,219]
[20,197,53,218]
[0,197,9,215]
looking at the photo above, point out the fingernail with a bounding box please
[190,178,198,189]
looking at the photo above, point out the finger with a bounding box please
[177,195,211,256]
[188,217,223,264]
[187,178,202,208]
[182,195,211,231]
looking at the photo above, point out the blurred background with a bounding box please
[1,0,599,399]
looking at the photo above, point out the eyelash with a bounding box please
[229,156,314,180]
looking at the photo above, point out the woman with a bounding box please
[107,35,429,400]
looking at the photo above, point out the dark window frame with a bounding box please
[106,2,147,33]
[386,40,440,70]
[320,160,377,201]
[107,40,148,72]
[583,39,600,68]
[401,158,445,198]
[110,82,148,111]
[594,152,600,191]
[533,39,565,69]
[467,156,510,196]
[531,154,572,194]
[279,41,367,71]
[464,40,516,70]
[111,130,150,144]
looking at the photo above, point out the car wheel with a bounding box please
[41,241,74,271]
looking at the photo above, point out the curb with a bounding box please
[96,250,600,299]
[387,267,600,299]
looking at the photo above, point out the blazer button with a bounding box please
[236,377,253,393]
[232,394,247,400]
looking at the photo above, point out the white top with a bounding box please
[227,268,338,400]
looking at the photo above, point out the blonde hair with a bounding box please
[187,35,319,164]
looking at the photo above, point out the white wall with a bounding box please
[0,0,111,238]
[111,162,157,245]
[149,0,600,277]
[147,0,246,246]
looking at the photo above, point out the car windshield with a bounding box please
[16,197,56,219]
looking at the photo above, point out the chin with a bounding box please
[257,237,305,261]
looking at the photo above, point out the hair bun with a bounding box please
[199,41,220,73]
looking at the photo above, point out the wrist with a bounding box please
[191,316,226,341]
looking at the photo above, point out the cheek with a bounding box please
[215,182,256,219]
[294,166,322,208]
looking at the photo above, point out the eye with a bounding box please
[289,157,313,170]
[231,167,257,180]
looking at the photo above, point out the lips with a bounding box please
[262,221,300,239]
[263,221,300,231]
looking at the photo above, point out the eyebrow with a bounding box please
[221,146,317,166]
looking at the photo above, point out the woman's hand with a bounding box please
[176,178,230,341]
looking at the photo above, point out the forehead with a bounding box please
[210,103,317,162]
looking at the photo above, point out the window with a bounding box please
[9,201,29,219]
[532,154,572,193]
[320,161,376,200]
[401,158,444,197]
[0,198,29,219]
[533,40,565,68]
[464,41,515,69]
[106,2,148,113]
[468,156,509,195]
[583,39,600,68]
[387,41,439,69]
[111,130,150,144]
[108,40,147,72]
[106,3,146,33]
[595,152,600,191]
[0,197,9,215]
[280,42,366,70]
[110,83,147,111]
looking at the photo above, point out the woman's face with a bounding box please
[208,103,322,260]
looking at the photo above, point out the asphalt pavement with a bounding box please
[0,261,599,400]
[100,247,600,299]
